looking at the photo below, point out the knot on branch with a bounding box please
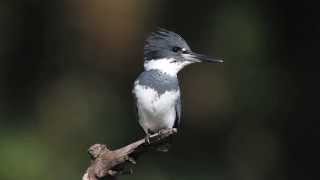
[88,144,110,160]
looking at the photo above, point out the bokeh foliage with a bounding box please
[2,0,312,179]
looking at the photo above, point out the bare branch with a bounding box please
[82,128,178,180]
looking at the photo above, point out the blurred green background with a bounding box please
[0,0,318,180]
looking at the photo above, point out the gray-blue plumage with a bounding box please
[144,28,191,61]
[133,28,223,135]
[136,69,179,95]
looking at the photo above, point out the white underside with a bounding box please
[133,82,180,133]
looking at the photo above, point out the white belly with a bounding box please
[133,84,180,133]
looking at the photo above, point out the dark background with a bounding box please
[0,0,318,180]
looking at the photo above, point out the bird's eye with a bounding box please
[172,46,182,52]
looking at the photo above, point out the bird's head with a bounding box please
[143,28,223,76]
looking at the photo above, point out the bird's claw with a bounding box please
[145,133,151,144]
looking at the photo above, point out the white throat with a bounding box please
[144,58,192,76]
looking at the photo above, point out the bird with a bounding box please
[132,28,223,144]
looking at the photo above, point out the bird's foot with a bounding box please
[145,132,151,144]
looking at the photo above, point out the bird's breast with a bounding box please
[133,83,180,114]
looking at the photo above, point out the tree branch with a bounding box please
[82,128,178,180]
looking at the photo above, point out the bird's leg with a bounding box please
[145,129,152,144]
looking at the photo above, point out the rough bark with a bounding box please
[82,128,177,180]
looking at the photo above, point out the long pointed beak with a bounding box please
[185,51,224,64]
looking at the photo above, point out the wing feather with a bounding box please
[174,96,182,128]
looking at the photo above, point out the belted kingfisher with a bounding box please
[132,28,223,140]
